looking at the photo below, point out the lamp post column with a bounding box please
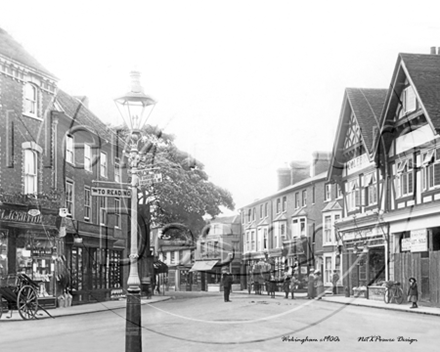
[126,149,142,352]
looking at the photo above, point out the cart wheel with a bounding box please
[17,285,39,320]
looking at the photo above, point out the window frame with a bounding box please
[23,149,38,194]
[66,180,74,218]
[99,196,108,226]
[100,151,108,178]
[324,183,332,202]
[302,189,307,207]
[84,186,92,221]
[24,82,40,118]
[66,135,74,165]
[84,144,92,172]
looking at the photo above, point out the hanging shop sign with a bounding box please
[410,229,428,252]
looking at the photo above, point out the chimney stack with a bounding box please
[310,151,332,177]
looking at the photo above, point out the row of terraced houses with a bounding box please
[239,48,440,307]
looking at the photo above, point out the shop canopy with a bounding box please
[153,260,168,274]
[189,260,219,272]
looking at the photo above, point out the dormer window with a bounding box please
[398,86,417,119]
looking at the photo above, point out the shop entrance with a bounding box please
[368,246,385,285]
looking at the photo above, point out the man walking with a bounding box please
[331,270,340,295]
[222,270,233,302]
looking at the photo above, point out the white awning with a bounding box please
[189,260,218,272]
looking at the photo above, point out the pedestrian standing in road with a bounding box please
[407,277,418,309]
[283,267,291,299]
[315,271,324,299]
[331,270,339,295]
[222,270,233,302]
[307,271,315,299]
[290,273,296,299]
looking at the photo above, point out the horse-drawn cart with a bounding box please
[0,273,52,320]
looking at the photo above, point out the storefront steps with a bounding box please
[0,295,170,322]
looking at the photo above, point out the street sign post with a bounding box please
[91,187,132,198]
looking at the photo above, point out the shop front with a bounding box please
[390,216,440,306]
[64,220,125,305]
[340,225,388,298]
[0,206,60,308]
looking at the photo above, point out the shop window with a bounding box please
[71,247,83,291]
[24,149,38,194]
[114,198,121,228]
[0,231,7,278]
[395,159,413,198]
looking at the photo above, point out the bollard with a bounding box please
[345,286,350,297]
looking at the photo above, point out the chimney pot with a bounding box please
[437,47,440,55]
[431,47,436,55]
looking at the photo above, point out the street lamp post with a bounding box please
[115,71,156,352]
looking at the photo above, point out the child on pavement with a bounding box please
[407,277,418,309]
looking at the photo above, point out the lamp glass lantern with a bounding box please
[114,71,156,133]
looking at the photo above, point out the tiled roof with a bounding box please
[56,89,116,143]
[0,27,55,79]
[346,88,387,153]
[400,53,440,132]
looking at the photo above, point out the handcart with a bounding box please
[0,273,53,320]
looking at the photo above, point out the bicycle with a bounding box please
[383,281,404,304]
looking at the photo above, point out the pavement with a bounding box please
[233,289,440,317]
[3,288,440,322]
[0,294,170,322]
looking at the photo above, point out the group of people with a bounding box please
[307,269,339,299]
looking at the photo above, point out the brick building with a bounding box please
[240,152,330,291]
[0,27,128,306]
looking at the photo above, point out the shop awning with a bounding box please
[153,260,168,274]
[189,260,218,272]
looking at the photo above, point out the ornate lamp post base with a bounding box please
[126,286,142,352]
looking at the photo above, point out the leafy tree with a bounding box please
[113,124,235,237]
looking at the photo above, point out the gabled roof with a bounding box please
[0,27,56,79]
[322,200,343,212]
[400,53,440,132]
[374,53,440,159]
[56,89,115,143]
[328,88,387,181]
[346,88,387,152]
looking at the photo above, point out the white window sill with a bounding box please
[23,113,43,121]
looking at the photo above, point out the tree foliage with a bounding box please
[114,124,235,236]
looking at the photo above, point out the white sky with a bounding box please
[2,0,440,211]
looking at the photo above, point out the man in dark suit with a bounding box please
[222,270,233,302]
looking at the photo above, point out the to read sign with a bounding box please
[91,187,132,198]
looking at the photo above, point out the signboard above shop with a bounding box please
[410,229,428,252]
